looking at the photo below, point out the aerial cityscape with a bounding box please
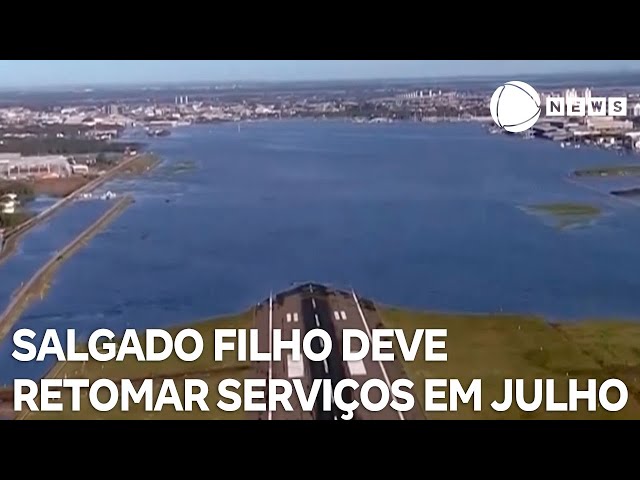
[2,60,640,420]
[3,78,640,223]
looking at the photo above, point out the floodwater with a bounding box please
[2,120,640,383]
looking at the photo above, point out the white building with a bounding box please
[71,164,89,175]
[633,103,640,117]
[0,159,9,177]
[625,132,640,150]
[587,117,634,131]
[1,154,71,179]
[0,200,15,214]
[564,88,578,103]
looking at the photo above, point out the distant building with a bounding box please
[587,117,633,131]
[106,104,120,116]
[0,199,15,214]
[564,88,578,103]
[531,123,558,139]
[0,159,9,177]
[625,131,640,143]
[0,154,71,179]
[633,103,640,117]
[71,164,89,175]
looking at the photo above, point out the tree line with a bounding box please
[0,181,34,200]
[0,138,141,156]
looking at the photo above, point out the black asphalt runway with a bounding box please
[300,284,351,420]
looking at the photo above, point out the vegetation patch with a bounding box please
[528,202,601,216]
[379,307,640,419]
[573,165,640,178]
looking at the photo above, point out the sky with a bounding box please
[0,60,638,88]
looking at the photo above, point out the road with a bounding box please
[1,153,147,262]
[253,291,314,420]
[251,282,425,420]
[253,284,348,420]
[299,284,350,420]
[326,288,425,420]
[0,196,135,343]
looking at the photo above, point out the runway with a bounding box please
[253,289,314,420]
[251,282,425,420]
[300,284,350,420]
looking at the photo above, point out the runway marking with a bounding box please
[334,311,340,320]
[351,290,405,420]
[293,312,299,323]
[314,313,320,327]
[268,292,273,421]
[340,311,347,321]
[322,359,329,374]
[312,298,316,309]
[286,313,292,323]
[347,359,367,376]
[287,354,305,378]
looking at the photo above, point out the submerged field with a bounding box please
[21,305,640,420]
[19,311,253,420]
[10,123,640,420]
[573,165,640,178]
[522,202,604,230]
[382,307,640,419]
[528,202,602,216]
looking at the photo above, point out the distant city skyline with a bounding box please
[0,60,639,89]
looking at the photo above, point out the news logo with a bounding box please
[490,81,542,133]
[490,81,629,133]
[546,95,627,118]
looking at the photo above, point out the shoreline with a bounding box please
[0,153,157,266]
[489,128,640,157]
[14,290,640,420]
[0,195,135,344]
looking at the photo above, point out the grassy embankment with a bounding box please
[0,196,135,343]
[571,165,640,199]
[0,154,158,266]
[381,307,640,419]
[169,160,196,174]
[573,165,640,178]
[22,304,640,420]
[528,202,601,216]
[612,188,640,198]
[23,154,160,198]
[0,181,36,229]
[118,154,160,175]
[19,311,253,420]
[525,202,603,229]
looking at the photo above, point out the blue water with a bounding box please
[25,195,58,214]
[0,200,110,313]
[3,120,640,383]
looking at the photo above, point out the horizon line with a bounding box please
[0,69,638,93]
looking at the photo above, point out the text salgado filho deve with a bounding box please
[9,327,632,418]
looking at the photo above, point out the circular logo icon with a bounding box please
[490,81,541,133]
